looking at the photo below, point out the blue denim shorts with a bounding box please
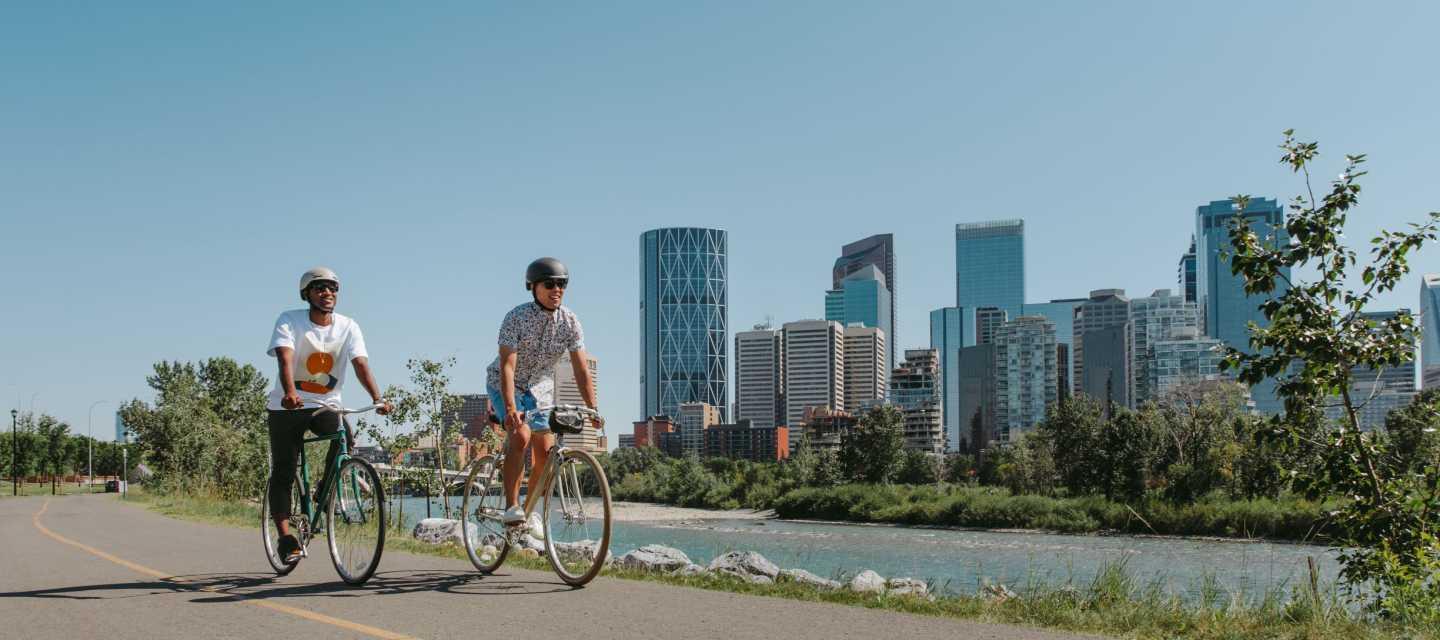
[486,385,551,433]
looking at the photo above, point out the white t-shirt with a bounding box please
[266,310,368,411]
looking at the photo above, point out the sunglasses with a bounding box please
[540,279,568,290]
[309,282,340,293]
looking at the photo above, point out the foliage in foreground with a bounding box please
[1222,131,1440,623]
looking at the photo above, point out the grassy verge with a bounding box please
[125,490,1424,640]
[771,485,1335,542]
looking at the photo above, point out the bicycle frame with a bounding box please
[284,403,383,551]
[477,406,599,529]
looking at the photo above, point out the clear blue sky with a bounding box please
[4,2,1438,442]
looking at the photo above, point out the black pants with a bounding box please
[267,409,343,519]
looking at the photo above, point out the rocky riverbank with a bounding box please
[411,517,935,600]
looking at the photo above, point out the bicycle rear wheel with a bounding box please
[461,455,511,573]
[261,475,303,576]
[327,457,386,585]
[542,448,612,586]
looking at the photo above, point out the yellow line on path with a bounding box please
[32,499,419,640]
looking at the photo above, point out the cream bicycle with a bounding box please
[459,405,611,586]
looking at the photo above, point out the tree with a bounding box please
[896,450,939,485]
[1222,130,1440,620]
[373,358,464,517]
[839,405,904,484]
[120,357,270,498]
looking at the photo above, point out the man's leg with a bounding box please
[266,410,302,537]
[504,424,531,508]
[525,431,556,510]
[309,412,343,509]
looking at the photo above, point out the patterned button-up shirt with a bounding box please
[485,302,585,409]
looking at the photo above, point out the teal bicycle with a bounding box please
[261,402,387,585]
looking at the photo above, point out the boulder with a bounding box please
[412,518,460,545]
[983,583,1018,603]
[552,540,610,566]
[616,545,692,572]
[779,568,842,591]
[886,577,930,598]
[708,551,780,581]
[849,569,886,594]
[673,563,707,577]
[518,548,541,559]
[748,574,775,585]
[521,534,545,552]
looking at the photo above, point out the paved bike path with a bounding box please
[1,495,1098,639]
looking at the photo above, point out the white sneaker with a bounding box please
[527,512,545,540]
[501,505,525,525]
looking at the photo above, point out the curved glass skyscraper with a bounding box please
[640,228,729,420]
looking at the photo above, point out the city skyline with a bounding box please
[6,3,1440,441]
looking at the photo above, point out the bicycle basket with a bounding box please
[549,407,586,435]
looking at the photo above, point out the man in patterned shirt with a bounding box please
[486,257,602,532]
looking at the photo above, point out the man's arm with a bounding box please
[569,349,603,428]
[350,356,392,414]
[500,346,520,429]
[275,347,301,410]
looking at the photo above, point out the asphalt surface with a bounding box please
[0,494,1097,639]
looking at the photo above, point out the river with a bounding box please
[390,496,1341,600]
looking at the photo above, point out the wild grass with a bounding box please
[121,489,1430,639]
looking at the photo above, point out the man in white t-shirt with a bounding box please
[266,267,392,564]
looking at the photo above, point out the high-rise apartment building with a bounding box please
[783,320,845,428]
[976,307,1008,346]
[833,234,898,368]
[640,227,729,421]
[890,349,945,454]
[956,220,1024,320]
[842,325,886,413]
[1147,327,1227,402]
[1179,237,1198,303]
[1422,275,1440,389]
[1022,298,1085,385]
[734,326,784,429]
[677,402,720,456]
[994,316,1058,441]
[1128,289,1201,407]
[1195,198,1290,414]
[554,354,603,452]
[1073,289,1130,398]
[825,265,894,370]
[930,306,977,452]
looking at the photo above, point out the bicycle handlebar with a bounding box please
[310,401,387,417]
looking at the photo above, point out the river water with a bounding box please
[391,496,1340,600]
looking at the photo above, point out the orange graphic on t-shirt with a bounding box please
[298,352,337,394]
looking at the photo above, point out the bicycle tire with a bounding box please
[326,457,386,585]
[460,455,511,573]
[261,475,302,576]
[542,448,612,587]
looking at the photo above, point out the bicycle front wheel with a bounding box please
[542,448,612,586]
[461,455,510,573]
[261,475,302,576]
[327,457,386,585]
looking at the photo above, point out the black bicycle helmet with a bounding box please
[525,257,569,290]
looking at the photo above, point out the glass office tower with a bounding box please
[640,228,729,421]
[1195,198,1289,414]
[956,220,1024,321]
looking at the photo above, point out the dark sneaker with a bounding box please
[278,534,303,565]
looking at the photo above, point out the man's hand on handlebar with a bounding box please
[281,391,303,410]
[375,399,394,415]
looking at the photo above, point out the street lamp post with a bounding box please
[10,409,16,496]
[87,401,109,494]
